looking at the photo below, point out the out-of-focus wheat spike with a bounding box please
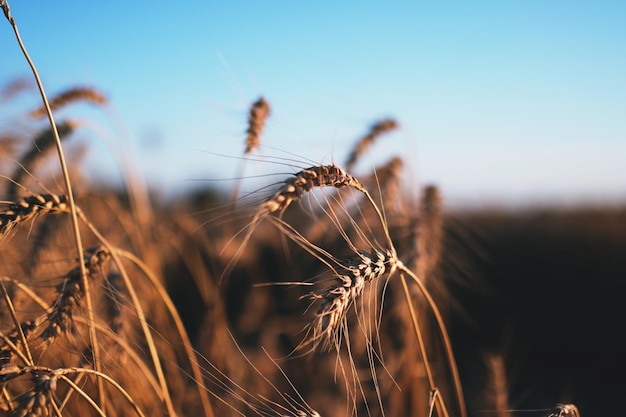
[484,353,511,417]
[407,184,443,281]
[9,371,56,417]
[7,120,78,200]
[369,155,404,211]
[245,96,270,155]
[345,118,398,171]
[29,86,107,119]
[0,135,20,160]
[0,77,32,102]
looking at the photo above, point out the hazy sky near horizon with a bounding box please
[1,1,625,208]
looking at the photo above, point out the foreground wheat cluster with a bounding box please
[0,3,581,417]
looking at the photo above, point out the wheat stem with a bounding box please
[74,209,178,416]
[398,271,449,417]
[397,262,467,417]
[0,1,104,408]
[116,248,216,417]
[0,281,33,366]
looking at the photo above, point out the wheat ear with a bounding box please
[6,121,77,200]
[345,118,398,171]
[262,164,366,214]
[245,96,270,155]
[29,86,107,119]
[0,193,68,238]
[306,249,395,349]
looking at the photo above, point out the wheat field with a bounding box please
[2,2,624,416]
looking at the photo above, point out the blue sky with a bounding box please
[1,1,625,208]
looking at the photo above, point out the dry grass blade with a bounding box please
[0,281,34,366]
[29,86,107,119]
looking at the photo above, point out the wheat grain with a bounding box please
[306,249,394,348]
[0,194,68,238]
[41,247,111,344]
[261,164,366,215]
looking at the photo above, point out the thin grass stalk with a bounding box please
[77,208,215,417]
[115,248,216,417]
[59,368,147,417]
[1,388,14,413]
[398,272,448,417]
[57,373,108,417]
[56,371,85,412]
[0,331,30,365]
[0,1,104,408]
[74,209,178,417]
[428,389,441,417]
[0,281,33,365]
[397,263,467,417]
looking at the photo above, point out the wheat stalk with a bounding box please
[0,2,102,406]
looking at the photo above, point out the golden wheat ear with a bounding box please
[230,96,272,208]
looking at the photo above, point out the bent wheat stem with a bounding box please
[397,262,467,417]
